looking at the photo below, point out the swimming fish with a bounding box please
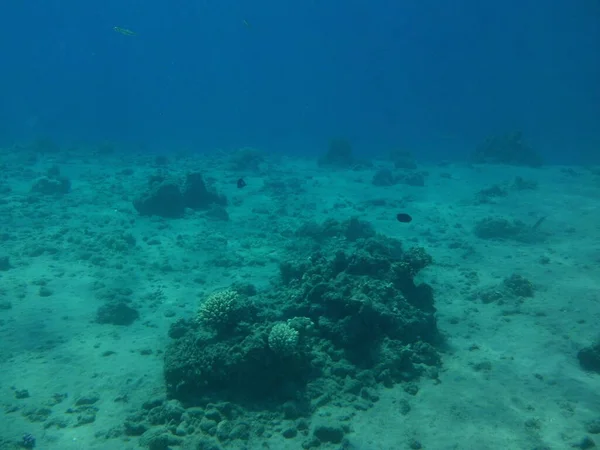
[113,26,137,36]
[237,178,247,189]
[396,213,412,223]
[242,19,251,28]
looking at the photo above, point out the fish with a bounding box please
[113,26,137,36]
[242,19,251,28]
[396,213,412,223]
[237,178,247,189]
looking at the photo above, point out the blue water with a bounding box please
[1,0,598,162]
[2,3,600,449]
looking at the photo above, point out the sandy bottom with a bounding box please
[1,151,599,450]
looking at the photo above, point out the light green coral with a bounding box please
[268,322,299,356]
[197,289,239,329]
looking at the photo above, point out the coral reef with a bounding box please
[133,172,226,218]
[163,218,440,417]
[196,289,241,333]
[268,322,300,356]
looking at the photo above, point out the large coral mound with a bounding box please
[164,218,441,411]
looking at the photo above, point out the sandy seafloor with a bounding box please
[0,148,599,450]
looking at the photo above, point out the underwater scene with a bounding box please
[1,1,599,449]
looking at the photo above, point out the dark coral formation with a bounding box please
[96,301,139,326]
[133,172,226,218]
[389,149,417,169]
[578,341,600,373]
[228,147,264,172]
[503,274,535,298]
[372,168,396,186]
[473,216,546,243]
[123,396,351,449]
[475,184,509,204]
[31,166,71,195]
[471,131,543,167]
[133,175,184,218]
[318,138,355,168]
[164,218,440,418]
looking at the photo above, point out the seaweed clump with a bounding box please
[163,218,440,414]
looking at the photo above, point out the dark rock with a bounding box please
[282,427,297,438]
[142,398,165,410]
[372,168,396,186]
[31,176,71,195]
[96,302,139,325]
[586,419,600,434]
[38,286,53,297]
[182,172,227,210]
[318,139,355,168]
[133,172,227,218]
[139,427,183,450]
[472,131,543,167]
[216,420,233,441]
[390,149,417,169]
[399,171,426,187]
[0,300,12,310]
[313,424,345,444]
[398,399,411,415]
[229,423,250,440]
[15,389,30,399]
[75,411,96,426]
[0,255,11,271]
[229,147,264,171]
[133,176,185,218]
[473,217,535,241]
[503,274,535,298]
[75,394,100,406]
[574,436,596,449]
[579,342,600,373]
[124,419,148,436]
[409,439,423,449]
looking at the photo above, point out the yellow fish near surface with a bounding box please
[113,26,136,36]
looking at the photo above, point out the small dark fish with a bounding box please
[237,178,247,189]
[396,213,412,223]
